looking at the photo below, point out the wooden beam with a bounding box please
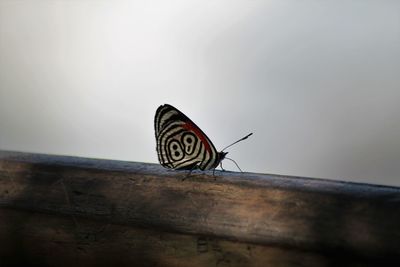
[1,150,400,266]
[0,208,356,267]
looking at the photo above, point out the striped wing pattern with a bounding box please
[154,104,220,170]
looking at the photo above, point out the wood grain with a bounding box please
[1,150,399,266]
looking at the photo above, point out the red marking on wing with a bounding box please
[182,122,211,154]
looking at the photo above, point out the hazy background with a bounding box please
[1,0,399,186]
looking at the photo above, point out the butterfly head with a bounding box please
[218,151,228,162]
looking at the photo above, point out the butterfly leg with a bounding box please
[219,162,226,172]
[182,162,200,181]
[211,162,225,180]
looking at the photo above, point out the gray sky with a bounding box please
[1,0,399,186]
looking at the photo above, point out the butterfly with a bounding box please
[154,104,252,172]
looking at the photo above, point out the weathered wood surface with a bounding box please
[1,150,400,266]
[0,208,379,267]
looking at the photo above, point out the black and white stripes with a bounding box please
[154,104,223,170]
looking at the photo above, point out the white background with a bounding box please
[1,0,399,186]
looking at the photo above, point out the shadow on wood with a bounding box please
[0,151,399,266]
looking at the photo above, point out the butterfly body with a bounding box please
[154,104,226,171]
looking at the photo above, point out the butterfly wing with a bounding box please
[154,104,220,170]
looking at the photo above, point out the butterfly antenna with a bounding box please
[224,157,243,172]
[221,133,253,152]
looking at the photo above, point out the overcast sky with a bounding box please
[1,0,399,186]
